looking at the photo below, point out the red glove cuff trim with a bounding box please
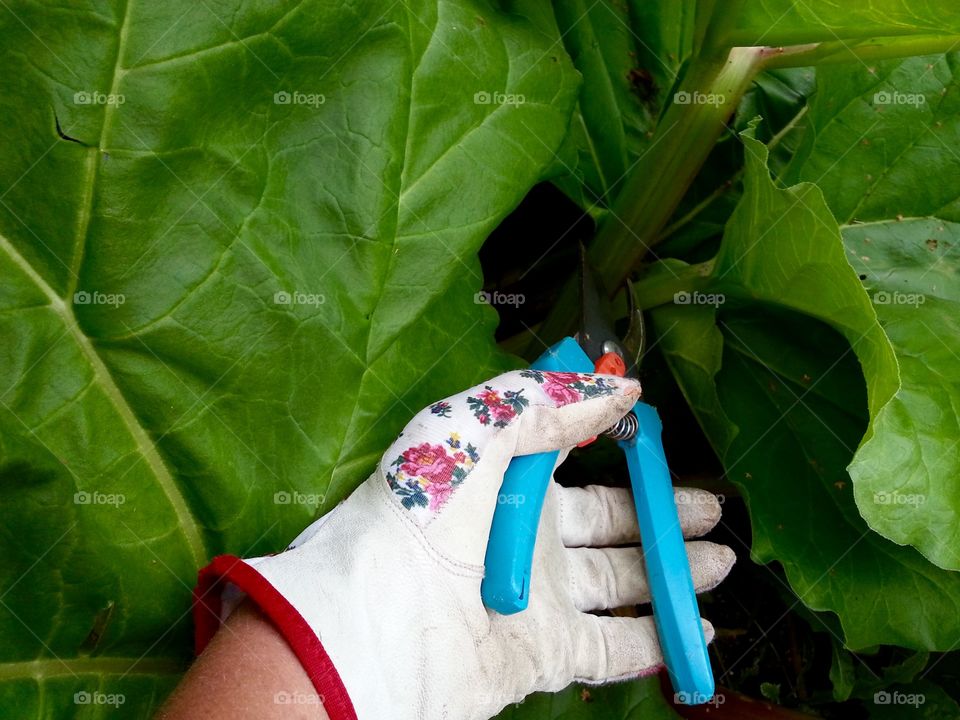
[193,554,358,720]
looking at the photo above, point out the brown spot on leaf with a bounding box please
[80,602,115,653]
[627,68,657,103]
[927,238,939,250]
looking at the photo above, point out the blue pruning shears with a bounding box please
[480,253,714,704]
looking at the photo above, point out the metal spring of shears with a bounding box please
[604,411,639,441]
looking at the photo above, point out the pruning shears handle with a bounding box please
[481,337,592,613]
[481,336,714,704]
[619,402,714,702]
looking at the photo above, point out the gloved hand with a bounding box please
[194,370,735,720]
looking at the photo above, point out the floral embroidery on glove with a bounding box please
[466,387,529,428]
[385,434,480,512]
[519,370,618,406]
[383,371,623,520]
[429,400,452,418]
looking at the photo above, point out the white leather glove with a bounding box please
[194,370,735,720]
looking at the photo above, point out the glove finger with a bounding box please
[559,485,723,547]
[380,370,640,525]
[573,615,715,683]
[510,372,640,456]
[567,541,736,611]
[376,369,638,566]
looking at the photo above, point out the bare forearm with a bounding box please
[157,601,329,720]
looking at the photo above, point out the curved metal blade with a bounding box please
[621,279,646,379]
[577,244,619,364]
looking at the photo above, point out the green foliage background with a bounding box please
[1,0,959,717]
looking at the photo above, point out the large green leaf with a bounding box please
[493,678,679,720]
[642,128,960,649]
[787,53,960,571]
[656,65,816,260]
[0,0,578,714]
[707,1,960,47]
[550,0,695,213]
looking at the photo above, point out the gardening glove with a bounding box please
[193,369,735,720]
